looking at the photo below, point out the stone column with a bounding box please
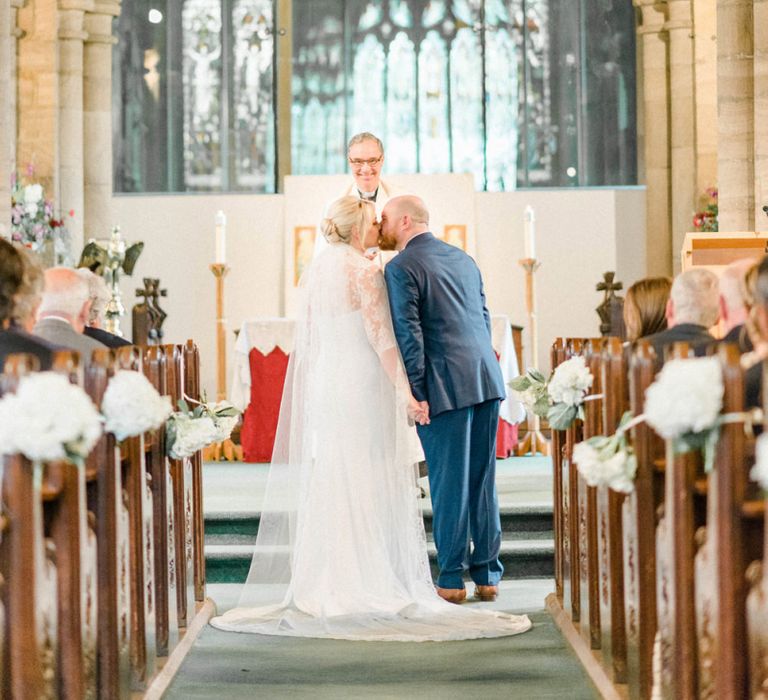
[717,0,754,231]
[1,0,12,237]
[635,1,672,275]
[83,0,119,239]
[755,0,768,231]
[666,0,697,269]
[16,0,59,199]
[691,0,718,207]
[58,0,88,248]
[9,0,25,169]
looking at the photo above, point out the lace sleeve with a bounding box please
[353,264,411,390]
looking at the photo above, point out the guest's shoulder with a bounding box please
[84,325,131,348]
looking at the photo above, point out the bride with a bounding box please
[211,196,531,642]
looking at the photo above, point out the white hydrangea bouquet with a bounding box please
[166,398,241,459]
[0,373,102,465]
[751,433,768,492]
[573,411,638,493]
[101,370,174,441]
[510,356,594,430]
[644,357,724,472]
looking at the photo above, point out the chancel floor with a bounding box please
[164,457,599,698]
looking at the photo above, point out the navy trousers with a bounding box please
[416,399,503,589]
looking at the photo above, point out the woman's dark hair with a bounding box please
[0,239,24,324]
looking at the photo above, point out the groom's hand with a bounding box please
[418,401,430,425]
[407,398,430,426]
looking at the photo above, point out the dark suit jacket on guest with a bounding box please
[84,325,132,348]
[0,326,60,371]
[721,323,754,353]
[33,317,107,362]
[384,232,505,417]
[643,323,715,367]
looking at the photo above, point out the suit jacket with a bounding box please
[721,323,753,353]
[643,323,714,367]
[0,326,59,372]
[33,317,107,363]
[384,232,505,417]
[84,325,132,348]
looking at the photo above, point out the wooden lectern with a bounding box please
[681,231,768,273]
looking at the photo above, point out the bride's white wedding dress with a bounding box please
[211,243,531,641]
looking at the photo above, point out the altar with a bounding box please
[231,316,525,463]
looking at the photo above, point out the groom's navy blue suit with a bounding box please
[385,232,506,589]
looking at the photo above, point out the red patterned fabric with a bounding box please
[496,419,519,458]
[241,347,290,463]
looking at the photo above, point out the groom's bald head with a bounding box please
[379,195,430,251]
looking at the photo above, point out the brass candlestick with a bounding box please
[205,263,240,461]
[517,257,550,457]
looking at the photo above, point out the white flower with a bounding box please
[0,373,102,462]
[751,433,768,492]
[212,414,239,443]
[102,370,173,441]
[644,357,723,439]
[513,386,540,412]
[23,183,43,205]
[603,451,637,494]
[168,414,219,459]
[548,356,593,407]
[573,439,636,493]
[573,441,602,485]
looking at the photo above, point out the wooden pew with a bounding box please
[562,338,585,623]
[115,347,157,689]
[596,337,629,683]
[695,344,762,697]
[183,340,207,603]
[0,355,53,699]
[46,350,98,698]
[551,337,567,604]
[623,340,663,700]
[655,343,706,698]
[142,346,179,657]
[163,344,195,629]
[577,338,604,650]
[86,349,132,699]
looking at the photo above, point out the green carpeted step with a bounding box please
[204,538,554,584]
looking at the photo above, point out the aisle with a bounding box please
[165,581,599,699]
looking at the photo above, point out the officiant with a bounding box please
[314,132,407,262]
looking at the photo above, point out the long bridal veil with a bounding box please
[211,244,531,641]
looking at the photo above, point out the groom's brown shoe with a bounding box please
[474,584,499,601]
[436,587,467,604]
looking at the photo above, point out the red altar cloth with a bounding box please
[496,419,519,458]
[240,347,290,463]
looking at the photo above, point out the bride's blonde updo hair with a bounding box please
[322,195,374,245]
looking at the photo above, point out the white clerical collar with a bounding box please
[358,188,378,201]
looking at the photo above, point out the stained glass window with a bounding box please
[114,0,637,193]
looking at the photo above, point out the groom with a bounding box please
[380,195,506,604]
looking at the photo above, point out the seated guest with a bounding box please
[34,267,107,361]
[719,258,756,351]
[77,268,131,348]
[744,256,768,406]
[0,239,57,370]
[12,245,46,332]
[623,276,672,342]
[643,267,719,366]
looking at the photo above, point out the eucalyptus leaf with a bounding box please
[177,398,190,414]
[533,396,551,417]
[548,402,578,430]
[509,376,532,391]
[528,368,547,384]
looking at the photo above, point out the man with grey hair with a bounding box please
[76,268,131,348]
[34,267,107,360]
[719,258,755,351]
[315,132,406,260]
[644,267,719,365]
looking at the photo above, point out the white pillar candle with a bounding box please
[524,205,536,260]
[215,210,227,264]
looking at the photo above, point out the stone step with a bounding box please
[204,504,554,543]
[204,538,554,584]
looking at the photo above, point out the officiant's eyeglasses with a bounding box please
[348,156,383,169]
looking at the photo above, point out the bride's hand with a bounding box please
[407,397,430,426]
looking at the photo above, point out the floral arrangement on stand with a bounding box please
[693,187,718,232]
[101,370,174,441]
[510,356,595,430]
[9,167,73,266]
[0,373,102,465]
[166,397,241,459]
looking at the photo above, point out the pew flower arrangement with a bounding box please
[510,356,594,430]
[644,356,724,471]
[751,434,768,492]
[166,398,241,459]
[573,411,637,493]
[0,373,102,464]
[102,370,174,441]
